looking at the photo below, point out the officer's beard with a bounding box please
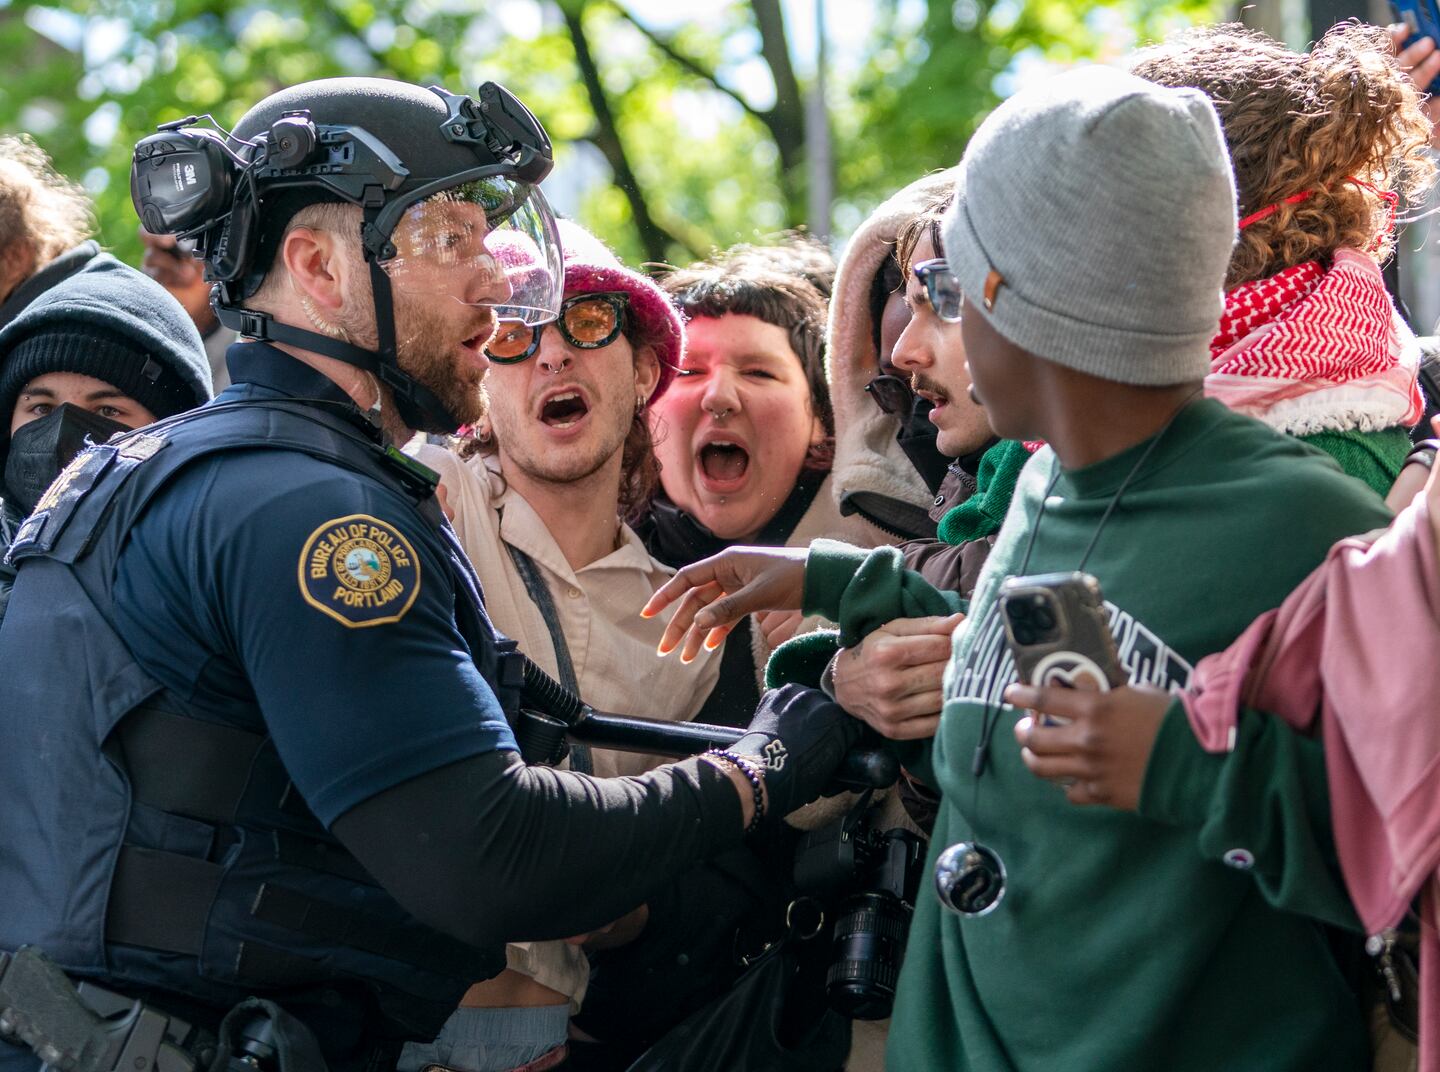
[391,291,488,431]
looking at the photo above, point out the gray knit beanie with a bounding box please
[941,65,1236,386]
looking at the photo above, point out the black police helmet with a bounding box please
[231,76,514,188]
[229,76,552,300]
[131,75,559,434]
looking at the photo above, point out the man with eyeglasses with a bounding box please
[765,186,1028,749]
[829,169,961,541]
[404,219,733,1071]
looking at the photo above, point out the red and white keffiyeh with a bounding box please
[1206,248,1422,436]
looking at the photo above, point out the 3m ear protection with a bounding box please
[130,110,330,285]
[130,122,246,238]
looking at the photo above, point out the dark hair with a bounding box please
[867,250,904,351]
[616,411,662,522]
[718,231,836,299]
[1132,22,1435,287]
[895,188,955,277]
[661,237,835,468]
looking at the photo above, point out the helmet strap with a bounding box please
[213,289,463,437]
[213,209,468,436]
[362,201,467,435]
[215,301,382,376]
[364,254,466,435]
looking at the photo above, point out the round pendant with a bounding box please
[934,840,1007,917]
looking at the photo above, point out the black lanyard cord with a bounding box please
[970,388,1202,790]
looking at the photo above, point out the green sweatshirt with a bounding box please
[1298,425,1412,498]
[805,400,1392,1072]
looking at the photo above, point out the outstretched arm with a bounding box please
[641,546,810,661]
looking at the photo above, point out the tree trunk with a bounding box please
[560,3,680,263]
[750,0,808,226]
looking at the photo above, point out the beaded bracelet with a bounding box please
[1404,439,1440,473]
[704,748,766,835]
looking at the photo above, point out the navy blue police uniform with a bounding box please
[0,341,524,1072]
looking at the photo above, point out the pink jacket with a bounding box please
[1182,491,1440,1067]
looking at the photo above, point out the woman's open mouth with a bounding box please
[539,390,590,430]
[696,441,750,493]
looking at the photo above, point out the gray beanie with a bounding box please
[941,65,1237,386]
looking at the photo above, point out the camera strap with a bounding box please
[503,539,591,773]
[975,388,1201,780]
[1013,386,1203,581]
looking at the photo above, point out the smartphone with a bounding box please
[1394,0,1440,93]
[999,572,1126,723]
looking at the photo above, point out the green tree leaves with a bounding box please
[1,0,1227,268]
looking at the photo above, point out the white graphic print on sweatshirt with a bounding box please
[945,599,1195,708]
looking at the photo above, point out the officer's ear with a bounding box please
[281,224,358,316]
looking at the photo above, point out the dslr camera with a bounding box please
[792,792,926,1020]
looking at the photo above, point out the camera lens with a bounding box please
[1029,602,1055,631]
[1011,622,1035,646]
[825,891,912,1021]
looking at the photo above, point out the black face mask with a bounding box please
[895,397,953,495]
[4,403,129,514]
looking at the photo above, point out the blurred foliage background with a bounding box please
[1,0,1255,269]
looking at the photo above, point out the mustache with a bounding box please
[910,373,948,400]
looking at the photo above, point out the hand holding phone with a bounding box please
[999,572,1127,724]
[1394,0,1440,94]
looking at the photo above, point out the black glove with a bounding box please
[732,683,864,819]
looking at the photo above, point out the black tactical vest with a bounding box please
[0,398,523,1060]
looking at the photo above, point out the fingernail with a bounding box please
[655,643,670,657]
[1005,684,1036,705]
[703,635,722,651]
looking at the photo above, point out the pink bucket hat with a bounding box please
[553,219,682,401]
[484,221,683,400]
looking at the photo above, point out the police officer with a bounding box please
[0,78,861,1072]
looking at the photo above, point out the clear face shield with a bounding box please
[377,175,563,327]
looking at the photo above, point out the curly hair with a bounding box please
[660,237,836,470]
[0,135,94,293]
[1131,22,1436,288]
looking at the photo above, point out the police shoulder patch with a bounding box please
[298,514,422,628]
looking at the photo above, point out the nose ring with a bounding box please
[707,406,732,420]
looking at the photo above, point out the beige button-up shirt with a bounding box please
[409,442,723,1005]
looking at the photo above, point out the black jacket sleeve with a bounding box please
[331,750,744,949]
